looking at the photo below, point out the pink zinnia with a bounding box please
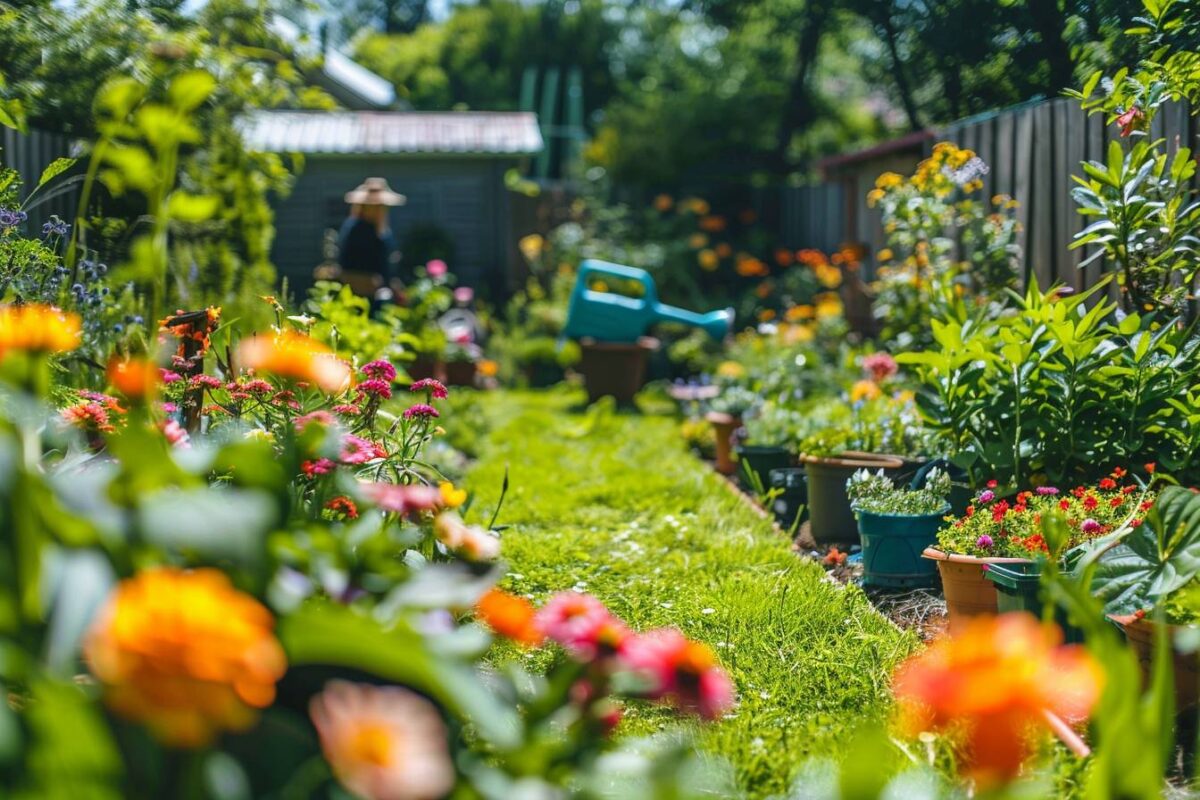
[403,403,439,420]
[361,359,397,382]
[360,482,442,515]
[243,378,273,395]
[535,592,624,660]
[618,628,735,719]
[302,458,336,477]
[332,404,361,416]
[426,259,448,277]
[1036,486,1059,496]
[976,534,994,549]
[340,434,386,465]
[160,369,182,384]
[1081,518,1101,534]
[294,410,336,432]
[978,490,995,504]
[162,419,190,448]
[356,378,392,400]
[862,352,898,382]
[189,374,222,390]
[409,378,448,399]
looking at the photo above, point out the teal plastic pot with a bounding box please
[802,454,905,545]
[983,562,1084,643]
[735,445,793,492]
[855,506,948,588]
[768,467,808,530]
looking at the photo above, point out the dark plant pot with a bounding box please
[855,506,948,589]
[802,453,904,545]
[524,361,564,388]
[735,444,792,491]
[444,360,477,387]
[408,356,443,383]
[577,337,658,406]
[769,467,808,531]
[983,562,1085,643]
[922,548,1030,633]
[705,411,741,476]
[1120,616,1199,710]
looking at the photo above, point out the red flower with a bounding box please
[1059,499,1070,511]
[324,496,359,520]
[1145,462,1156,474]
[1099,478,1116,490]
[1083,495,1098,511]
[1116,106,1144,137]
[986,480,998,489]
[1112,467,1127,479]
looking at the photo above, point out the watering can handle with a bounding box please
[577,260,658,303]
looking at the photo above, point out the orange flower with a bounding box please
[653,193,674,212]
[849,380,881,403]
[476,588,544,647]
[478,358,499,378]
[758,309,776,322]
[310,680,455,800]
[236,331,352,393]
[714,243,732,258]
[786,305,814,321]
[734,256,768,278]
[0,304,81,356]
[107,357,158,400]
[697,249,719,272]
[84,567,287,747]
[893,614,1102,789]
[773,247,795,267]
[698,214,727,233]
[438,481,467,508]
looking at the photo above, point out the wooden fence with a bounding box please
[0,126,78,233]
[781,96,1200,292]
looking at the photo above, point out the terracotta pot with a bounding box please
[1119,616,1199,710]
[922,547,1031,633]
[801,453,904,545]
[444,360,477,387]
[408,357,444,383]
[705,411,741,475]
[577,337,659,405]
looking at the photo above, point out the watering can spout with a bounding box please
[562,259,733,343]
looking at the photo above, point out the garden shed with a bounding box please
[241,109,543,298]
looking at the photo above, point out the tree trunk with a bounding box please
[876,8,922,131]
[773,0,834,170]
[1025,0,1075,92]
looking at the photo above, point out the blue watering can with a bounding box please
[562,260,733,343]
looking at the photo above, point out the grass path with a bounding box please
[455,390,918,798]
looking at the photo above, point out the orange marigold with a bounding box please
[84,567,287,747]
[0,303,81,355]
[476,587,544,647]
[893,613,1102,789]
[107,357,158,400]
[236,331,352,393]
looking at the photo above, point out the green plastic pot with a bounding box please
[735,444,792,491]
[802,453,905,545]
[855,506,948,588]
[983,562,1085,643]
[768,467,808,530]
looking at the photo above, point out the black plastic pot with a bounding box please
[802,453,904,545]
[768,467,808,531]
[735,444,792,492]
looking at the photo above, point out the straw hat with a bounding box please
[344,177,406,206]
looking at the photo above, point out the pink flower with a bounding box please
[242,378,273,395]
[1081,518,1101,534]
[976,534,994,549]
[978,490,995,504]
[403,403,439,420]
[454,286,474,305]
[618,628,735,719]
[862,352,898,382]
[356,379,392,400]
[534,592,625,661]
[1117,106,1143,137]
[1036,486,1059,496]
[409,379,448,399]
[294,410,336,432]
[189,374,222,390]
[302,458,336,477]
[309,680,455,800]
[340,434,386,465]
[361,360,397,382]
[160,402,178,414]
[426,259,448,278]
[162,419,190,448]
[361,483,442,515]
[333,404,361,416]
[160,369,182,384]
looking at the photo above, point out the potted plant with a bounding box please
[1089,486,1200,710]
[577,336,659,406]
[705,385,757,475]
[734,400,800,490]
[443,340,481,386]
[846,466,951,588]
[928,472,1152,631]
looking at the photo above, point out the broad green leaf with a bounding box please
[36,157,76,190]
[168,69,217,112]
[167,191,219,222]
[138,487,277,564]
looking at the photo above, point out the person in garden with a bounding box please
[335,177,405,296]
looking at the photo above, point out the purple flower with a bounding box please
[975,534,994,550]
[159,369,183,384]
[41,216,69,236]
[410,378,448,399]
[1081,518,1101,534]
[1036,486,1059,496]
[356,378,392,400]
[403,403,439,420]
[0,208,27,228]
[361,359,396,382]
[978,489,995,504]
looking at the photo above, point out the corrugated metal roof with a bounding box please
[239,110,544,156]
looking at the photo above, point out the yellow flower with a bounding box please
[698,249,719,271]
[684,197,710,215]
[478,359,499,378]
[815,293,843,319]
[518,234,545,261]
[875,172,904,190]
[783,323,814,344]
[850,380,881,403]
[310,680,455,800]
[716,361,745,379]
[237,331,352,393]
[439,482,467,508]
[84,567,287,747]
[688,233,709,249]
[815,263,843,289]
[0,304,81,355]
[876,248,893,262]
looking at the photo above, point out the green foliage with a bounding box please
[846,465,950,516]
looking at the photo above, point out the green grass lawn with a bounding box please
[451,389,919,798]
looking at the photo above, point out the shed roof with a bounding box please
[240,110,544,156]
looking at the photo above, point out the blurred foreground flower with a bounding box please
[310,680,455,800]
[0,303,81,355]
[892,613,1102,789]
[476,588,544,647]
[107,357,158,400]
[236,331,352,393]
[84,567,287,747]
[620,628,735,719]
